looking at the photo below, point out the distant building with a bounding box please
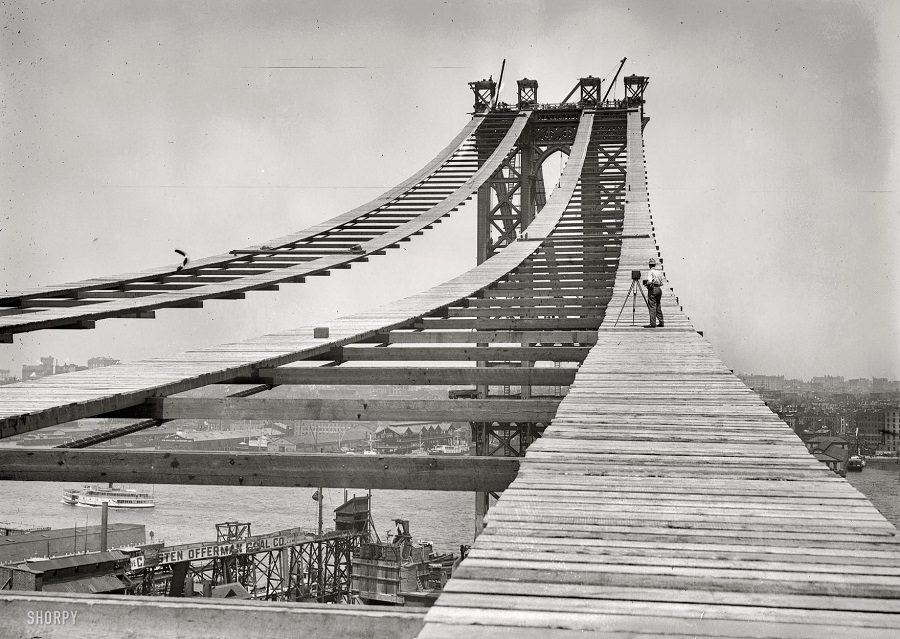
[87,356,119,369]
[739,373,785,392]
[289,423,372,452]
[372,422,457,454]
[810,376,845,393]
[0,368,16,385]
[873,377,900,393]
[847,378,873,394]
[0,523,145,566]
[54,362,87,375]
[157,428,281,451]
[805,436,849,476]
[854,410,885,455]
[0,550,133,594]
[291,421,365,439]
[22,356,56,381]
[883,409,900,454]
[267,437,297,453]
[21,356,87,380]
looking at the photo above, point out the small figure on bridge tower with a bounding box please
[642,257,665,329]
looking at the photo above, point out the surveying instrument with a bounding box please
[613,270,650,327]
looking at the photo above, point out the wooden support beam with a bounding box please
[256,366,579,386]
[413,318,603,330]
[380,330,598,344]
[51,320,96,330]
[0,593,425,639]
[482,285,612,296]
[0,449,520,491]
[464,298,608,309]
[504,274,617,283]
[323,346,590,362]
[445,308,598,319]
[19,298,91,308]
[110,397,562,423]
[75,290,155,298]
[125,283,200,291]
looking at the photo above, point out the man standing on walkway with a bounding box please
[643,257,664,328]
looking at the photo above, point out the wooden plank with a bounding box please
[414,108,900,639]
[0,450,519,491]
[0,592,424,639]
[323,346,590,362]
[257,366,578,386]
[381,330,598,344]
[110,397,563,422]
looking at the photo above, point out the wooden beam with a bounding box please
[20,298,91,308]
[413,318,603,330]
[464,298,608,308]
[75,290,155,298]
[445,308,598,319]
[50,320,96,330]
[380,331,598,344]
[111,397,562,422]
[481,286,612,296]
[257,366,579,386]
[0,592,425,639]
[323,346,590,362]
[0,450,520,491]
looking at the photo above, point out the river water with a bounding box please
[845,459,900,528]
[2,461,897,554]
[0,483,474,553]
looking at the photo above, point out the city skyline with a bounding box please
[3,350,899,388]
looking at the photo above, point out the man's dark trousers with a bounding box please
[648,285,664,327]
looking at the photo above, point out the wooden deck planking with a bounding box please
[0,115,521,336]
[417,108,900,637]
[0,112,597,439]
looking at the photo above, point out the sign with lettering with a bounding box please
[137,527,321,567]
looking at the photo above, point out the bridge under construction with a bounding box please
[2,71,900,638]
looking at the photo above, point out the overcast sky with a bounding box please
[1,0,898,380]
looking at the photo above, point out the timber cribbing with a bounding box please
[417,110,900,638]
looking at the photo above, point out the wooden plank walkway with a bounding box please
[416,109,900,637]
[0,112,596,439]
[0,113,526,338]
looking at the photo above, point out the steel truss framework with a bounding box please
[470,107,630,523]
[134,530,358,603]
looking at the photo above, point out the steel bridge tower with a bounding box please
[468,73,649,531]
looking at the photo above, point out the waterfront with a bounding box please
[0,482,474,553]
[2,461,898,555]
[846,459,900,528]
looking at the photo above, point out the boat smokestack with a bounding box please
[100,501,109,551]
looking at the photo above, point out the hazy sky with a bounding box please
[1,0,898,380]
